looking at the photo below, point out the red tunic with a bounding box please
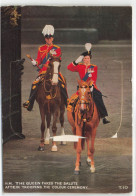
[35,44,61,74]
[67,62,98,87]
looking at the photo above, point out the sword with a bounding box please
[26,54,33,61]
[26,54,42,70]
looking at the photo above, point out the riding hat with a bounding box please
[42,25,54,38]
[81,43,92,57]
[81,50,91,57]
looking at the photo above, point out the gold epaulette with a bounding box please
[91,64,97,67]
[53,44,60,48]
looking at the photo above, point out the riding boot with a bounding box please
[103,117,110,124]
[92,88,110,124]
[23,83,39,111]
[58,75,68,107]
[60,86,68,107]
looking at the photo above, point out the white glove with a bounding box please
[31,59,37,66]
[75,55,84,64]
[50,49,57,55]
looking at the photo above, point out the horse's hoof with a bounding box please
[90,167,95,173]
[51,145,58,152]
[60,141,66,145]
[74,170,80,175]
[38,146,44,151]
[86,158,91,166]
[44,140,50,145]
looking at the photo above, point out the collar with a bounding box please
[45,43,53,47]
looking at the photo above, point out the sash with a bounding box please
[82,65,94,81]
[37,46,58,71]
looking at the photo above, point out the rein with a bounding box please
[43,79,58,100]
[42,71,59,113]
[43,67,59,100]
[77,93,95,126]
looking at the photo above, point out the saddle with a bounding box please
[67,94,79,112]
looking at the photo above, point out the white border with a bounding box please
[0,0,134,6]
[0,1,136,196]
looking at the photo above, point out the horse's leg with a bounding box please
[87,128,96,173]
[67,110,75,128]
[60,101,66,145]
[38,105,45,151]
[86,137,91,165]
[74,138,82,175]
[67,110,77,149]
[74,126,82,175]
[44,113,51,145]
[51,109,59,152]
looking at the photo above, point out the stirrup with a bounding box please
[23,100,30,108]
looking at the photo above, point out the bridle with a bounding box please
[43,59,60,100]
[77,85,94,126]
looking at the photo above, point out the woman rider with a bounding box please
[67,43,110,124]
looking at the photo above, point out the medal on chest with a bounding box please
[87,68,94,77]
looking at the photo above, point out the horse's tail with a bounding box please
[81,139,85,150]
[81,122,86,150]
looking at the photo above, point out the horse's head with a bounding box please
[48,54,61,85]
[77,80,93,114]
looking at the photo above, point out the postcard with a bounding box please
[1,3,135,196]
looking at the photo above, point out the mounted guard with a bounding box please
[23,25,68,111]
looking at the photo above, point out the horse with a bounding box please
[67,80,100,174]
[36,54,66,152]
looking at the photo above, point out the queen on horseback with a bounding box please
[67,43,110,124]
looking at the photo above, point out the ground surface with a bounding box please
[3,41,132,194]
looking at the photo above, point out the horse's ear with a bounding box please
[87,80,91,86]
[77,79,81,86]
[88,80,93,87]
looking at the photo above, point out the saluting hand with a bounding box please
[73,55,84,65]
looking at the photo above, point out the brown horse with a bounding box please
[67,80,100,174]
[36,55,66,151]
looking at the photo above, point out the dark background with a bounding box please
[21,6,132,44]
[1,7,24,142]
